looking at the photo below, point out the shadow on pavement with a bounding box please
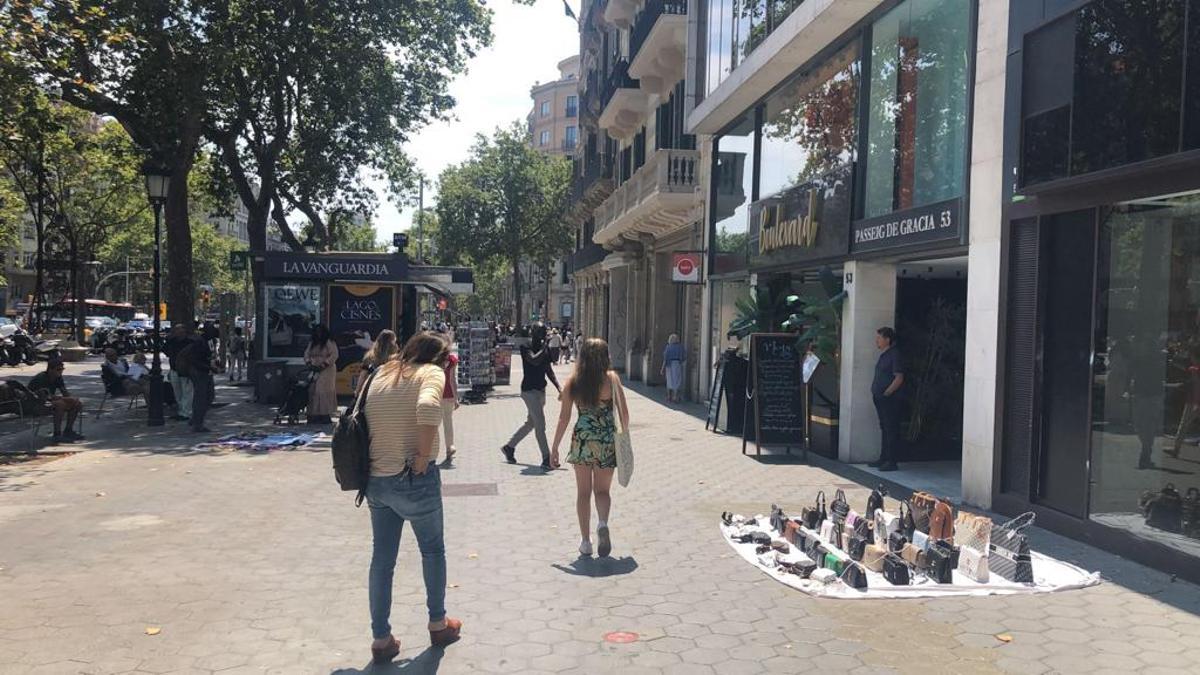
[330,645,445,674]
[552,555,639,577]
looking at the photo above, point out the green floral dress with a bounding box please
[567,399,617,469]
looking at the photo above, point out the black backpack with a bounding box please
[332,370,377,506]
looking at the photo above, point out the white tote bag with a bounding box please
[612,374,634,487]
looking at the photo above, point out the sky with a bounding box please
[371,0,581,245]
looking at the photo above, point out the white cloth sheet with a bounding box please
[721,518,1101,599]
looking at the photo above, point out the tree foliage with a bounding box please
[436,122,572,322]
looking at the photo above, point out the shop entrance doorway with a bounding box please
[862,256,967,500]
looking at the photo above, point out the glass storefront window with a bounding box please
[705,0,808,96]
[863,0,970,219]
[264,284,321,359]
[712,115,756,275]
[1090,193,1200,560]
[760,42,859,199]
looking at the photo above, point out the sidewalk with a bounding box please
[1,361,1199,674]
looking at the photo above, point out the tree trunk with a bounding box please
[512,257,523,326]
[164,163,194,327]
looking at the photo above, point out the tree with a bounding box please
[436,122,573,323]
[3,0,220,324]
[299,213,385,253]
[0,176,21,285]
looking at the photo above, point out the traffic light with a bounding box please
[159,302,167,320]
[201,289,211,306]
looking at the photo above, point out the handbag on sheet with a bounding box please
[899,500,917,539]
[911,529,931,552]
[862,544,888,572]
[841,562,869,591]
[926,540,957,583]
[854,516,874,545]
[910,491,937,533]
[989,512,1036,583]
[866,484,887,521]
[811,568,838,584]
[929,497,955,542]
[957,544,990,583]
[846,510,862,531]
[874,508,900,545]
[830,489,850,524]
[847,535,868,562]
[769,504,788,534]
[954,511,992,556]
[784,520,804,547]
[882,553,912,585]
[900,542,926,568]
[819,519,835,544]
[823,552,846,575]
[802,491,827,530]
[887,530,908,553]
[612,376,634,488]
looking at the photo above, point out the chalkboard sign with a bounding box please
[747,333,805,456]
[706,355,727,432]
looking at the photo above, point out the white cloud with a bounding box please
[371,0,580,244]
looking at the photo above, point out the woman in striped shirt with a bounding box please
[363,332,462,663]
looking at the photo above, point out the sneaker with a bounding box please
[578,539,593,556]
[597,525,612,558]
[878,462,899,472]
[540,461,553,471]
[501,445,516,464]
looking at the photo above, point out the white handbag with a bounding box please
[874,509,899,545]
[819,519,835,543]
[957,544,990,583]
[611,374,634,487]
[911,530,931,552]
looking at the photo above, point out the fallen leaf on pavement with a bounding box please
[145,627,161,636]
[95,492,106,497]
[467,553,478,559]
[995,634,1013,643]
[448,583,459,588]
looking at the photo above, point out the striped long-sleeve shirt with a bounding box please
[364,363,446,476]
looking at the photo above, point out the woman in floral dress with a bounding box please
[551,338,630,557]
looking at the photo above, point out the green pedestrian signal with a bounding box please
[229,250,249,271]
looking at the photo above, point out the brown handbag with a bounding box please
[784,520,803,546]
[928,498,955,542]
[911,491,938,533]
[862,543,887,572]
[901,542,926,568]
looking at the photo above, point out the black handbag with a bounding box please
[887,530,908,553]
[989,512,1036,583]
[899,500,917,540]
[926,540,957,583]
[830,489,850,524]
[780,559,817,578]
[854,516,874,545]
[737,531,772,545]
[829,522,845,550]
[847,535,868,561]
[866,484,886,521]
[882,553,911,585]
[331,370,378,505]
[801,491,827,530]
[807,540,827,562]
[841,562,869,591]
[769,504,788,533]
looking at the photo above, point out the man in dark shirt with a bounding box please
[28,359,84,442]
[502,323,562,470]
[186,324,217,433]
[869,327,904,472]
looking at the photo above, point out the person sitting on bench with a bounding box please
[102,348,149,397]
[29,359,84,442]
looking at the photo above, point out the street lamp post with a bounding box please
[142,163,170,427]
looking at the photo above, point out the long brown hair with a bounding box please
[363,329,398,369]
[570,338,611,408]
[382,331,449,384]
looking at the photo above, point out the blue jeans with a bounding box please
[367,465,446,639]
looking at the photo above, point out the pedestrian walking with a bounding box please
[661,333,686,403]
[501,323,561,470]
[304,324,339,425]
[548,329,562,364]
[165,324,193,421]
[227,327,248,382]
[441,347,459,462]
[869,327,904,472]
[362,331,461,663]
[551,337,629,557]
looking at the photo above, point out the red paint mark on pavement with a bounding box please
[604,631,638,644]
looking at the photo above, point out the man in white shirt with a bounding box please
[547,329,562,364]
